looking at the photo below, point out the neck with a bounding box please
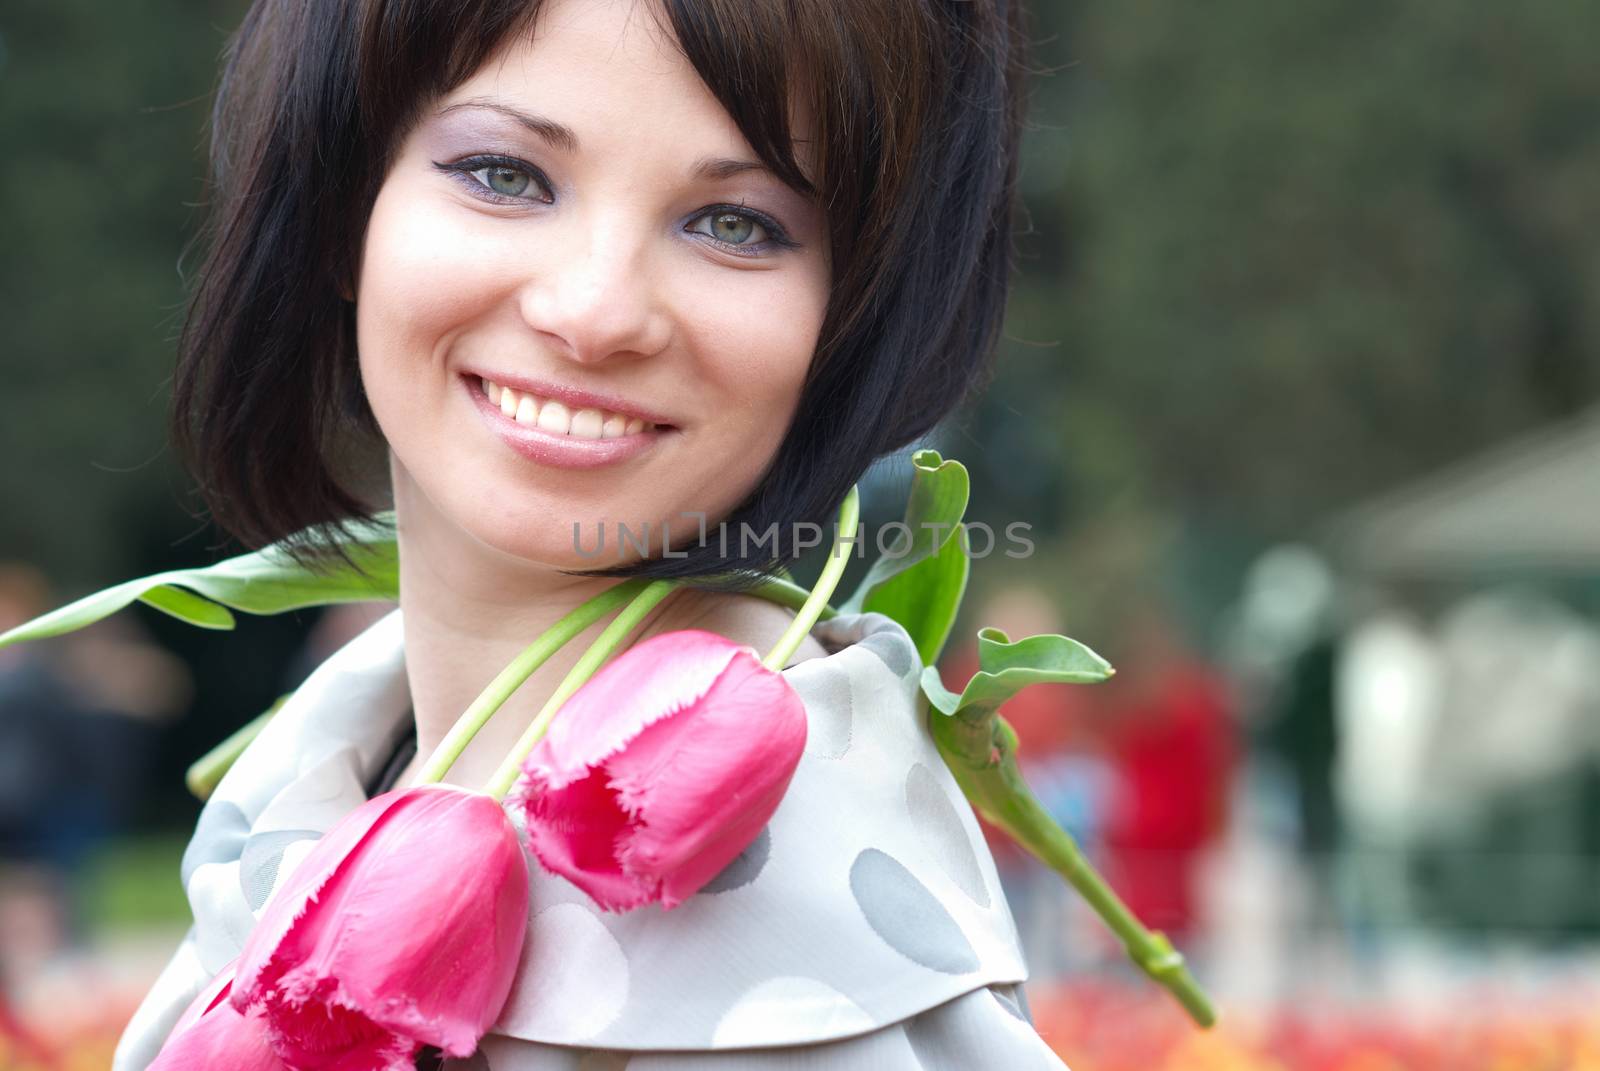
[391,466,663,788]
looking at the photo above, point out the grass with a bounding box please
[76,833,191,933]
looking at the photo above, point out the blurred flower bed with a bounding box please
[1,994,129,1071]
[1032,980,1600,1071]
[5,977,1600,1070]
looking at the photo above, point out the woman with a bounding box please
[116,0,1064,1065]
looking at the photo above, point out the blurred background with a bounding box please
[3,1,1600,1067]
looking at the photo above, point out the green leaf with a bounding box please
[842,450,970,650]
[0,516,400,650]
[921,636,1217,1027]
[924,627,1114,720]
[859,522,970,664]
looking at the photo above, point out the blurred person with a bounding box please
[0,564,89,998]
[1221,544,1338,728]
[0,565,72,864]
[1222,545,1342,855]
[1408,587,1600,933]
[1098,601,1239,948]
[1333,602,1440,935]
[1210,547,1346,1000]
[0,564,188,985]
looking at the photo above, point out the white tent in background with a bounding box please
[1325,407,1600,575]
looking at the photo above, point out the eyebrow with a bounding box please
[435,98,774,182]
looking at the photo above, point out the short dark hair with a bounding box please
[172,0,1033,582]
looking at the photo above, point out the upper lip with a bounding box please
[464,370,677,428]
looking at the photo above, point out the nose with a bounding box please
[516,217,673,366]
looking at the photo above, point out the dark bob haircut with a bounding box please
[172,0,1033,583]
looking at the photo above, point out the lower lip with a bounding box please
[466,378,669,469]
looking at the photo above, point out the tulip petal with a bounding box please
[518,630,808,911]
[236,785,530,1066]
[151,975,287,1071]
[234,788,412,1001]
[521,766,652,911]
[532,631,748,789]
[608,650,807,907]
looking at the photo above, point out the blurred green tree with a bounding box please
[0,1,245,586]
[3,0,1598,629]
[966,0,1600,631]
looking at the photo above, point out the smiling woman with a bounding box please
[113,0,1069,1068]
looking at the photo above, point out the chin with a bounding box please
[442,489,681,574]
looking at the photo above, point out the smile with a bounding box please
[479,376,659,440]
[466,374,669,470]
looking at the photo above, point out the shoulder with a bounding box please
[648,587,830,667]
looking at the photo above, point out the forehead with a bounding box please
[430,0,819,183]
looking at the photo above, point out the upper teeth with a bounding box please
[481,377,652,439]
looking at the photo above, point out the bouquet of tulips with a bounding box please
[0,452,1216,1070]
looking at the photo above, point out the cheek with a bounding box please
[676,266,828,450]
[353,179,512,402]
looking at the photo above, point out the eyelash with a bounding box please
[432,154,800,256]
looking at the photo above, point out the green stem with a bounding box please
[761,486,859,671]
[414,580,646,785]
[687,573,838,624]
[483,580,679,800]
[974,765,1217,1027]
[185,700,286,801]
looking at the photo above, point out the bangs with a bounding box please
[357,0,825,195]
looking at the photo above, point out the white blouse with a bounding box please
[114,608,1069,1070]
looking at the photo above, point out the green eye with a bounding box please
[484,166,531,197]
[709,212,758,244]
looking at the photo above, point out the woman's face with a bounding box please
[355,0,829,571]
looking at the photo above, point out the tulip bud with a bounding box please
[232,785,530,1069]
[516,629,807,911]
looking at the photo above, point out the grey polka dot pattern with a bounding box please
[857,630,916,680]
[699,825,771,894]
[849,848,980,974]
[180,800,251,885]
[905,763,989,907]
[239,829,322,910]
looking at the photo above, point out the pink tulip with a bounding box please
[232,784,530,1070]
[150,963,286,1070]
[515,629,807,911]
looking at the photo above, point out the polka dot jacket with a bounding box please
[114,610,1069,1070]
